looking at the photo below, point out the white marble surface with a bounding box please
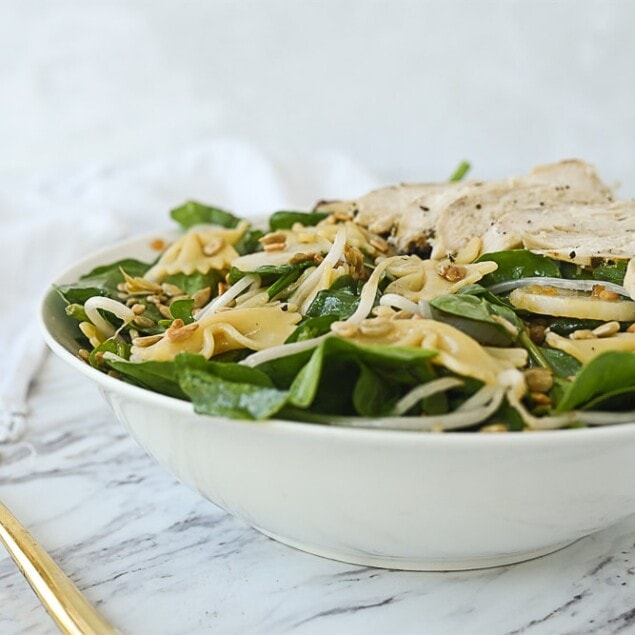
[0,353,634,634]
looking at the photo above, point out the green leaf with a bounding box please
[169,299,195,324]
[174,352,274,387]
[89,337,131,370]
[429,293,519,345]
[178,368,288,420]
[477,250,561,287]
[556,351,635,412]
[164,270,220,295]
[592,261,627,285]
[352,363,397,416]
[486,399,526,431]
[539,347,582,378]
[234,228,265,255]
[449,160,471,182]
[106,358,186,400]
[56,258,151,303]
[269,210,330,231]
[229,262,315,298]
[305,275,363,319]
[285,315,338,343]
[282,337,437,415]
[170,201,241,229]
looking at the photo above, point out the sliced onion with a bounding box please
[487,276,630,298]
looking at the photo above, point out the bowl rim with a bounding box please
[40,226,635,445]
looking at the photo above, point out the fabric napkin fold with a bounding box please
[0,138,380,442]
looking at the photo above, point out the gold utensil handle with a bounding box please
[0,501,119,635]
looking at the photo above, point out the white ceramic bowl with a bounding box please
[41,230,635,570]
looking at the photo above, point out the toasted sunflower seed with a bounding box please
[592,321,620,338]
[132,334,163,348]
[192,286,212,308]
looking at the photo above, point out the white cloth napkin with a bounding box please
[0,138,380,442]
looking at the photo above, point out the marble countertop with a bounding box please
[1,354,634,635]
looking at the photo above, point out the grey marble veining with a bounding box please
[1,354,635,635]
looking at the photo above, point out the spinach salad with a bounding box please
[55,164,635,431]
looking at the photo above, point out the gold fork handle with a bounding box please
[0,501,119,635]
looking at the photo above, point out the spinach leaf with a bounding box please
[111,352,284,416]
[352,363,399,416]
[164,270,220,295]
[234,227,265,255]
[269,210,330,231]
[174,352,275,387]
[477,250,561,287]
[592,261,627,285]
[229,262,315,298]
[539,347,581,379]
[178,368,288,420]
[486,400,526,431]
[89,337,131,370]
[56,258,151,303]
[429,293,520,346]
[556,351,635,412]
[285,337,437,416]
[170,201,241,229]
[285,315,339,343]
[169,298,195,324]
[548,317,604,337]
[106,358,186,400]
[305,275,363,320]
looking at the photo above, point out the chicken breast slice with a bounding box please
[501,202,635,266]
[432,160,614,259]
[315,159,613,260]
[316,180,492,258]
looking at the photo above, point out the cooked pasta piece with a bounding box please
[145,222,249,281]
[131,305,301,362]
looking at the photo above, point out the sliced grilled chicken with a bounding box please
[481,201,635,265]
[315,160,614,260]
[433,160,614,259]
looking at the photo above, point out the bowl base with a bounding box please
[256,528,579,571]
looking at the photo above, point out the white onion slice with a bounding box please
[488,276,630,298]
[84,297,135,338]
